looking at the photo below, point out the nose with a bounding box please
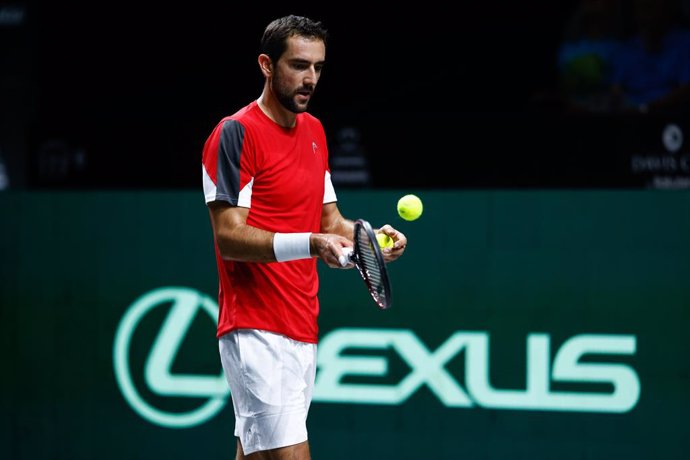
[304,66,319,85]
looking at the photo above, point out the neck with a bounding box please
[257,88,296,128]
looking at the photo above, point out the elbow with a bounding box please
[215,235,241,261]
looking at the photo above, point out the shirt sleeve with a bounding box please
[202,119,250,205]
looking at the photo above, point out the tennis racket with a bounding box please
[339,219,392,310]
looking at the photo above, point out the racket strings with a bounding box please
[353,220,392,309]
[357,231,386,299]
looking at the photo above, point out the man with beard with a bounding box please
[201,15,407,460]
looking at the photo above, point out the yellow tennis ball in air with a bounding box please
[397,194,423,221]
[376,232,394,249]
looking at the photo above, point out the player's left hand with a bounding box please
[378,224,406,262]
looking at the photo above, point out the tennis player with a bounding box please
[201,15,407,459]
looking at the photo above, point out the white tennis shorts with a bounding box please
[218,329,317,456]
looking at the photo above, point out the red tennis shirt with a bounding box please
[202,101,336,343]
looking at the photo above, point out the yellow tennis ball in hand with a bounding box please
[397,194,423,221]
[376,232,394,249]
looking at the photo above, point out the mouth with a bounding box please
[296,89,313,102]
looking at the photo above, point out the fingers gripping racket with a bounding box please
[339,219,392,310]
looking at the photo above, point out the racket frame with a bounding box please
[351,218,393,310]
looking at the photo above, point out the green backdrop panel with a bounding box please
[1,190,688,459]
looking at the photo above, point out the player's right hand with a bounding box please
[311,233,354,269]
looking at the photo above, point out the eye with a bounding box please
[292,62,310,71]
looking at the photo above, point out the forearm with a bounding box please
[321,217,354,239]
[213,201,356,266]
[214,223,278,262]
[320,203,355,239]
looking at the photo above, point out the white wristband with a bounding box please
[273,232,312,262]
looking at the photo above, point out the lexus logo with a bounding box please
[113,287,229,428]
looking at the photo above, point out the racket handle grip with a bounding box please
[338,247,353,267]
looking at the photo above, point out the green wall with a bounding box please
[1,190,688,459]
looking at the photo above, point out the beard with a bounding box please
[271,71,312,114]
[275,90,304,113]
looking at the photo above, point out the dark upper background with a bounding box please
[1,1,688,189]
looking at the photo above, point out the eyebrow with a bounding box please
[286,57,325,66]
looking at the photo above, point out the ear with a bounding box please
[258,54,273,78]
